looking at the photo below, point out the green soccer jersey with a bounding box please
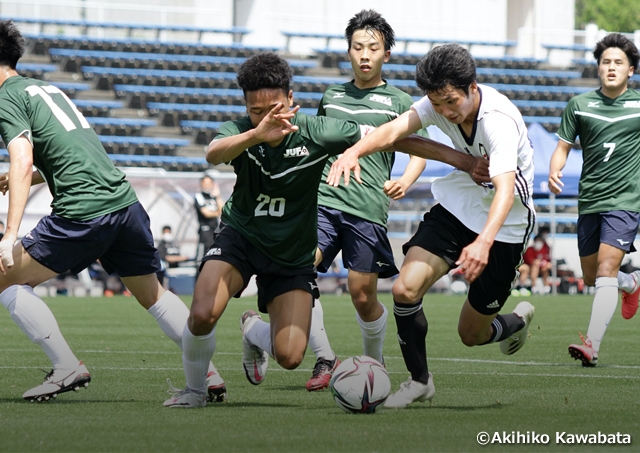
[316,81,429,226]
[217,113,365,268]
[0,76,137,221]
[557,88,640,214]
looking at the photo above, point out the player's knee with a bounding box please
[188,307,218,335]
[392,281,419,304]
[275,350,305,370]
[458,328,483,347]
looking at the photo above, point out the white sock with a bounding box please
[245,318,272,357]
[182,325,216,395]
[0,285,79,370]
[147,290,221,378]
[617,271,635,292]
[356,303,387,363]
[307,299,335,361]
[586,277,618,352]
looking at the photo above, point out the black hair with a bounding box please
[594,33,640,70]
[415,44,477,95]
[236,53,292,96]
[345,9,395,51]
[162,225,172,232]
[0,20,25,69]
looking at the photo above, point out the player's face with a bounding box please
[427,83,479,125]
[245,88,294,127]
[348,28,390,89]
[598,47,634,96]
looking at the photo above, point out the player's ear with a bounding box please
[383,49,391,63]
[287,90,294,107]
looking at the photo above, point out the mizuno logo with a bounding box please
[283,146,309,158]
[397,334,406,345]
[333,92,345,98]
[588,101,600,108]
[257,145,265,157]
[487,300,500,309]
[25,232,33,239]
[206,248,222,256]
[309,282,318,290]
[376,261,390,267]
[617,239,630,246]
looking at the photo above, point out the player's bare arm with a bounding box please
[383,155,426,200]
[456,170,516,283]
[548,140,573,195]
[327,109,420,186]
[0,136,34,272]
[207,103,300,165]
[393,134,491,184]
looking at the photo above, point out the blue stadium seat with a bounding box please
[16,62,58,79]
[72,99,125,117]
[86,117,157,136]
[81,66,238,90]
[97,135,190,155]
[180,120,225,145]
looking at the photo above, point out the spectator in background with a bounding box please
[194,175,222,263]
[156,225,190,286]
[515,234,552,296]
[0,220,4,241]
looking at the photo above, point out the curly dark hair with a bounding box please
[236,53,292,96]
[345,9,395,51]
[0,20,24,68]
[594,33,640,70]
[415,44,476,95]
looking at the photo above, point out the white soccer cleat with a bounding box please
[500,301,535,355]
[163,380,207,408]
[206,370,228,403]
[22,361,91,402]
[240,310,269,385]
[384,373,435,409]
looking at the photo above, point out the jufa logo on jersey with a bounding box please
[283,146,309,158]
[623,100,640,108]
[369,94,392,106]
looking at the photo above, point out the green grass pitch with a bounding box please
[0,293,639,452]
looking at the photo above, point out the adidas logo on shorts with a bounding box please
[487,300,500,309]
[206,248,222,256]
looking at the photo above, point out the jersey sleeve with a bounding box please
[305,115,364,157]
[410,96,437,128]
[0,92,33,148]
[556,97,579,144]
[212,119,246,166]
[482,112,520,178]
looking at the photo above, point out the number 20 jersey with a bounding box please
[557,88,640,214]
[0,76,137,221]
[215,113,365,268]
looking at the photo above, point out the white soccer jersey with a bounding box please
[411,84,535,244]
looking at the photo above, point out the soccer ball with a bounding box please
[329,356,390,414]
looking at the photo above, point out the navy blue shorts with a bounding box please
[22,201,161,277]
[577,210,640,256]
[201,223,319,313]
[403,204,526,315]
[317,206,399,279]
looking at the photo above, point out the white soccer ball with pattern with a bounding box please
[329,356,390,413]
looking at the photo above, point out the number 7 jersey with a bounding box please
[0,76,137,221]
[557,88,640,214]
[215,113,366,268]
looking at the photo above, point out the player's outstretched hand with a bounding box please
[548,170,564,195]
[383,179,409,200]
[254,103,300,143]
[326,148,361,187]
[0,173,8,195]
[0,238,14,274]
[468,157,491,185]
[456,238,490,283]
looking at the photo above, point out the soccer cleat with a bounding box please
[568,332,598,367]
[305,356,340,391]
[500,301,535,355]
[163,380,207,408]
[240,310,269,385]
[384,373,435,409]
[621,270,640,320]
[206,370,227,403]
[22,361,91,402]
